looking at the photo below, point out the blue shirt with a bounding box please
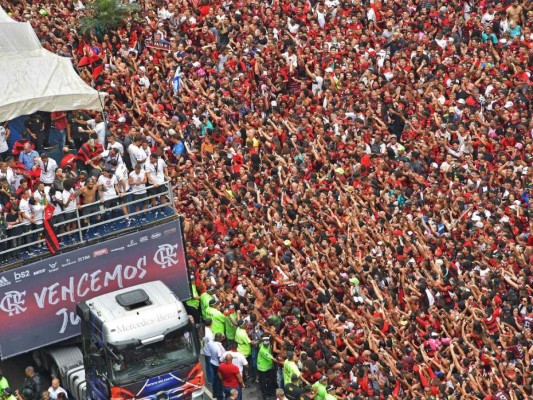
[19,150,39,171]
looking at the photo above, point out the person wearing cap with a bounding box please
[324,384,338,400]
[145,153,169,208]
[36,153,57,186]
[284,373,304,400]
[257,337,275,400]
[2,387,16,400]
[205,299,226,335]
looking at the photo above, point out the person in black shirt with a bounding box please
[23,366,41,400]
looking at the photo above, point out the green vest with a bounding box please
[0,376,9,391]
[200,292,213,320]
[283,360,300,386]
[185,284,200,309]
[205,307,226,335]
[224,311,238,340]
[312,381,327,400]
[235,327,251,356]
[256,343,273,372]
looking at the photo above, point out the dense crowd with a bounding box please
[0,0,532,399]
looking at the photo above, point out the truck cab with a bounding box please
[76,281,205,400]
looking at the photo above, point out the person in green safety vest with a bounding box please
[2,388,17,400]
[256,336,275,400]
[205,299,226,335]
[185,281,201,323]
[224,304,238,341]
[324,384,338,400]
[200,286,214,321]
[311,375,328,400]
[235,319,252,359]
[283,351,304,388]
[0,371,10,394]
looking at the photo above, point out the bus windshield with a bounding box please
[109,324,198,384]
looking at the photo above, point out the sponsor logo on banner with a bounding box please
[93,248,109,257]
[111,247,125,253]
[33,269,46,276]
[151,232,162,239]
[61,259,77,268]
[154,244,179,269]
[164,228,176,236]
[127,239,137,248]
[0,276,11,287]
[14,270,30,282]
[0,290,26,316]
[140,236,148,243]
[48,262,59,273]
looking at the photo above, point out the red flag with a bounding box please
[44,204,60,254]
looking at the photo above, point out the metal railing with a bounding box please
[0,181,177,266]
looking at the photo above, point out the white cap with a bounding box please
[139,66,146,72]
[457,98,466,104]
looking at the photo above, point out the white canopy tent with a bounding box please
[0,6,106,122]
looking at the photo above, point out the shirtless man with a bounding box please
[76,177,100,225]
[506,0,524,24]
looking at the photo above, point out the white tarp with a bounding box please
[0,6,106,122]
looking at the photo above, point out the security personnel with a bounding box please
[284,374,304,400]
[256,336,275,400]
[200,286,214,321]
[224,304,238,341]
[205,299,226,335]
[2,388,17,400]
[0,371,9,393]
[235,320,252,359]
[283,351,301,388]
[312,375,328,400]
[324,384,338,400]
[185,281,201,323]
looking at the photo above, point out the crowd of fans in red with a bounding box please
[1,0,532,398]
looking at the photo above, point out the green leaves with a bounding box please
[79,0,140,36]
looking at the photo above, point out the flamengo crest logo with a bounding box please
[153,244,179,269]
[0,290,27,316]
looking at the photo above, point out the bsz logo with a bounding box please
[153,244,179,269]
[14,270,30,282]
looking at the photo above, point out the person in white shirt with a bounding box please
[97,168,122,218]
[129,163,148,213]
[61,179,78,232]
[145,154,168,206]
[48,378,68,400]
[37,153,58,185]
[201,319,215,385]
[221,342,249,376]
[81,114,107,146]
[0,123,10,160]
[207,333,226,399]
[127,137,147,169]
[106,134,124,156]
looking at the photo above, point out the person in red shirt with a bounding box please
[50,111,69,152]
[218,354,245,400]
